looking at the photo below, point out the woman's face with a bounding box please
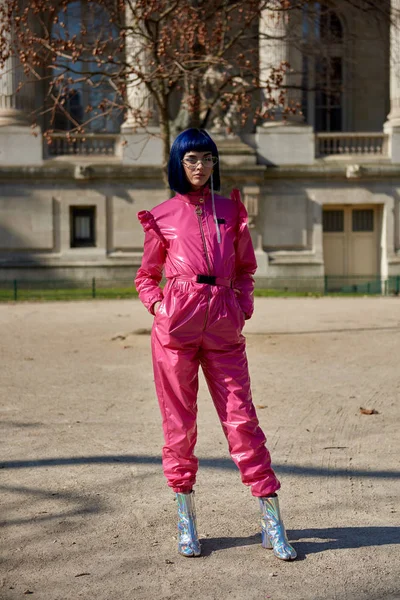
[182,151,214,191]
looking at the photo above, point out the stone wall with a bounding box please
[1,163,400,287]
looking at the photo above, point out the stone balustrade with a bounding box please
[46,133,118,157]
[43,130,391,161]
[316,132,389,158]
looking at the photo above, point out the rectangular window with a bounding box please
[352,209,374,232]
[70,206,96,247]
[323,210,344,232]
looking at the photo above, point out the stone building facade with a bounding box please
[1,1,400,292]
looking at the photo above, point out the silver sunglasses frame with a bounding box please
[181,156,218,169]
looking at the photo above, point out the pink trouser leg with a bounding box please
[200,339,280,497]
[151,327,200,493]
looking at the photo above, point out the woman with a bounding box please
[135,128,296,561]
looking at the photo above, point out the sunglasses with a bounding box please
[182,156,218,169]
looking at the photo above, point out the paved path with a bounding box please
[1,298,399,600]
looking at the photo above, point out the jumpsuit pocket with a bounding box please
[238,305,246,329]
[154,279,206,337]
[231,290,246,330]
[154,279,176,319]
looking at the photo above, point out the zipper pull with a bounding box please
[195,206,202,216]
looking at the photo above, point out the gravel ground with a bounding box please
[0,297,399,600]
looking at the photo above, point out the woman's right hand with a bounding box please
[153,301,161,315]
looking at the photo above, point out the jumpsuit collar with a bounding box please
[177,185,221,243]
[177,186,211,205]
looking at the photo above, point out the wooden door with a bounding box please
[323,206,379,278]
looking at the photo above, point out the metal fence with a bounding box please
[256,275,400,295]
[330,275,400,295]
[0,278,137,302]
[1,275,400,302]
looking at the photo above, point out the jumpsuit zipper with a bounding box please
[195,205,212,328]
[196,206,212,274]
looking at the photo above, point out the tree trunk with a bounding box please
[159,103,171,192]
[189,73,201,128]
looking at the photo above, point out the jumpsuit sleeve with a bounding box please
[135,210,167,315]
[232,190,257,320]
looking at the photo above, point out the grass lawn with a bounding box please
[0,284,386,302]
[0,286,139,302]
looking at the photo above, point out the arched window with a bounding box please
[51,1,123,133]
[301,2,345,132]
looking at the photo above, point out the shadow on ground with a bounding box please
[1,454,399,480]
[0,483,105,527]
[200,526,400,558]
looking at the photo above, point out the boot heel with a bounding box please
[176,491,201,557]
[259,496,297,561]
[261,528,273,549]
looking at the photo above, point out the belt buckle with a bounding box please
[196,275,216,285]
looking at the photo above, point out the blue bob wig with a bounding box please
[168,128,221,194]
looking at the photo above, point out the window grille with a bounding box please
[323,210,344,232]
[352,209,374,232]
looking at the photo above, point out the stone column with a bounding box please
[0,34,42,165]
[256,4,314,166]
[119,2,162,165]
[243,185,269,276]
[384,0,400,162]
[0,55,28,125]
[259,4,289,121]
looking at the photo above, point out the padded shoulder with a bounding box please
[137,210,168,247]
[230,188,242,203]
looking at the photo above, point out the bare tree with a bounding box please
[0,0,395,181]
[0,0,300,180]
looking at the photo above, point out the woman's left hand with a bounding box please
[153,301,161,315]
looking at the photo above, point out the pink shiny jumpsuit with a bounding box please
[135,186,280,497]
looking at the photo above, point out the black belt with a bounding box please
[169,275,233,288]
[196,275,216,285]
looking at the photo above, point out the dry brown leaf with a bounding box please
[359,407,379,415]
[256,405,267,409]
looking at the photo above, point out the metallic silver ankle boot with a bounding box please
[259,495,297,561]
[176,491,201,557]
